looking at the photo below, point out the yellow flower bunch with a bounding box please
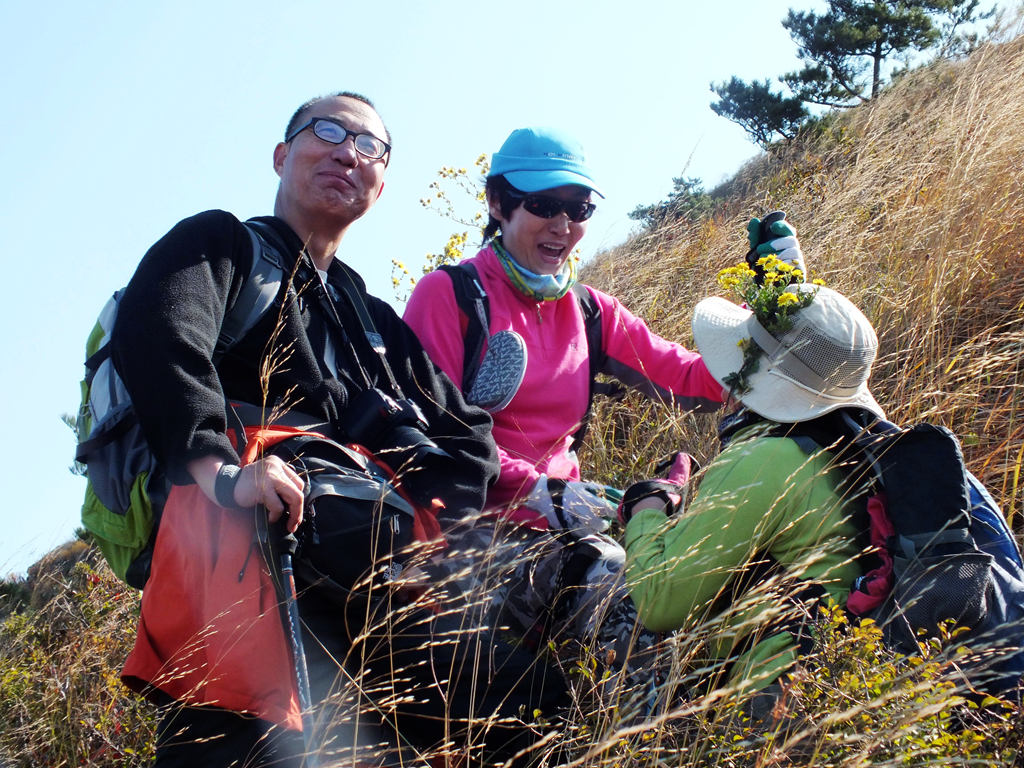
[756,253,805,286]
[776,291,800,307]
[715,254,820,394]
[716,254,815,332]
[716,263,756,291]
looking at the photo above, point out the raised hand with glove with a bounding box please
[617,452,698,525]
[523,475,621,535]
[745,210,805,282]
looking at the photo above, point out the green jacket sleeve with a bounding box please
[624,434,862,632]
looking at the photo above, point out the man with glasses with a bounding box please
[112,93,562,767]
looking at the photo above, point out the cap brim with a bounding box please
[501,169,605,198]
[692,296,885,423]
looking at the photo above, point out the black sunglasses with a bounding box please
[504,189,596,223]
[285,116,391,162]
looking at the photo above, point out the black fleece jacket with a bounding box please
[111,209,497,522]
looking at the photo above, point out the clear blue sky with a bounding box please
[0,0,844,577]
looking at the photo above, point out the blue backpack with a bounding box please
[780,408,1024,696]
[961,474,1024,693]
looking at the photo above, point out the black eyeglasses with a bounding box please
[285,116,391,162]
[504,189,596,223]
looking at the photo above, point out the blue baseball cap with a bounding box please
[488,127,604,198]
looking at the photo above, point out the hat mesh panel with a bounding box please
[776,324,874,391]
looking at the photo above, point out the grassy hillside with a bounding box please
[4,32,1024,768]
[582,35,1024,522]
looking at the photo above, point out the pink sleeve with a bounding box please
[592,288,724,410]
[489,450,546,509]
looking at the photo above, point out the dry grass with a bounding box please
[582,34,1024,527]
[1,547,156,767]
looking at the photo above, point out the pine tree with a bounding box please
[709,0,990,144]
[709,77,809,150]
[784,0,958,106]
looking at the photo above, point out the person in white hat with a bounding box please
[621,283,883,696]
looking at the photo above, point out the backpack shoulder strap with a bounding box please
[78,226,286,462]
[242,219,399,398]
[785,412,977,554]
[758,409,885,496]
[572,283,604,381]
[214,221,286,360]
[428,270,607,452]
[569,283,614,453]
[438,263,490,392]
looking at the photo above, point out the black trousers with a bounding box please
[288,486,571,767]
[149,578,567,767]
[296,564,568,767]
[151,695,305,768]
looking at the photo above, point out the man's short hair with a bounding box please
[284,92,392,145]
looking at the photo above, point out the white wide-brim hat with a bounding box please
[692,284,885,423]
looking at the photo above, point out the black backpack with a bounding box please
[78,218,421,589]
[766,408,1024,696]
[439,262,619,450]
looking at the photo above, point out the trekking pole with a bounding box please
[273,519,320,768]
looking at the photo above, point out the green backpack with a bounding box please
[76,221,285,588]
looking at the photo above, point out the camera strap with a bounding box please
[250,217,406,401]
[320,260,406,401]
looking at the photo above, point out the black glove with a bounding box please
[617,452,698,525]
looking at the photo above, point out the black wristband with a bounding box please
[214,464,243,508]
[546,477,569,529]
[619,480,684,524]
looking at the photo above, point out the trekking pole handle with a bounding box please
[278,527,299,557]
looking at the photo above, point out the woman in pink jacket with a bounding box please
[403,127,803,689]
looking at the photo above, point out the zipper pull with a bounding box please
[238,538,256,582]
[536,304,543,324]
